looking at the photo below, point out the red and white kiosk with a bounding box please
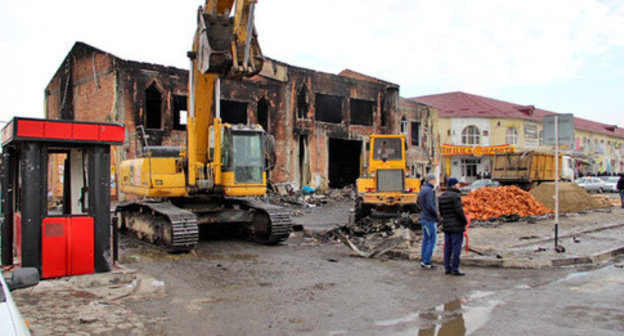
[1,118,124,278]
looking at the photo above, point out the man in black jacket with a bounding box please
[617,174,624,209]
[438,177,468,276]
[418,174,440,268]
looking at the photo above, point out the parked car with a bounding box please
[574,177,607,193]
[1,268,39,336]
[459,179,500,195]
[598,176,620,192]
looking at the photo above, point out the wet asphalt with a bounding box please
[121,233,624,335]
[111,199,624,335]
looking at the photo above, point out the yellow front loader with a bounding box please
[355,135,420,223]
[116,0,291,252]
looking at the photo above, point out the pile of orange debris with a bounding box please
[461,186,553,221]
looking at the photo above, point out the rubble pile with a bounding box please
[319,214,419,258]
[529,182,610,212]
[267,183,356,208]
[327,185,357,201]
[462,186,553,221]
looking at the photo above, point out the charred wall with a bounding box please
[45,43,405,192]
[286,64,399,189]
[398,97,435,177]
[116,60,189,159]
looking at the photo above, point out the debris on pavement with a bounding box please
[267,185,356,208]
[462,186,553,221]
[11,269,166,335]
[338,228,417,258]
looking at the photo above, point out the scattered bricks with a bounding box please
[462,186,552,221]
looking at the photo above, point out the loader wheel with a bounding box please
[354,198,371,224]
[404,204,419,214]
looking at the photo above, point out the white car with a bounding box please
[598,176,619,193]
[574,177,607,193]
[1,268,39,336]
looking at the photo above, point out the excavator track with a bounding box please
[116,198,292,252]
[116,200,199,253]
[238,199,293,244]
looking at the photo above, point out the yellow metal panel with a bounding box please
[120,185,188,198]
[205,0,236,15]
[405,177,421,192]
[224,186,266,197]
[356,177,375,193]
[220,171,267,197]
[119,157,188,197]
[362,193,418,206]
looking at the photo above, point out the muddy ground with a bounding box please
[11,195,624,335]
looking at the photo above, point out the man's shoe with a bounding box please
[421,262,436,269]
[451,271,466,276]
[445,270,451,275]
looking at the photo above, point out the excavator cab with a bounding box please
[208,122,270,196]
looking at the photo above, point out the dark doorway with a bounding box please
[257,98,269,132]
[221,100,248,124]
[298,135,310,187]
[328,138,361,188]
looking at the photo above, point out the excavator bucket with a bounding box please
[196,12,264,77]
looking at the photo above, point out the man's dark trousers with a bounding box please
[444,232,464,273]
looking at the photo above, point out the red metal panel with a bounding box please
[72,123,100,141]
[44,121,72,139]
[68,216,94,276]
[42,217,68,279]
[16,119,44,138]
[13,213,22,266]
[4,118,125,144]
[99,125,125,142]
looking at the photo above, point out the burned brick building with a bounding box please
[45,42,435,195]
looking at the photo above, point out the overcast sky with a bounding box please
[1,0,623,127]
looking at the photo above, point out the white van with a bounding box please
[561,155,574,181]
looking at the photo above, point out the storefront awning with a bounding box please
[441,144,514,157]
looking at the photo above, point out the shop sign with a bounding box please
[441,144,515,157]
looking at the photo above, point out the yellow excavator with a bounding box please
[116,0,291,252]
[355,134,420,223]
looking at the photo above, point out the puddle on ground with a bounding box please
[371,291,501,336]
[561,265,624,292]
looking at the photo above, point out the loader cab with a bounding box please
[367,135,407,174]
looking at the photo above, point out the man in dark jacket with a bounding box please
[617,174,624,209]
[438,177,468,276]
[418,174,440,268]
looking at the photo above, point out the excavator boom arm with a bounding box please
[187,0,263,187]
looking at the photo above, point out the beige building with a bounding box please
[411,91,624,182]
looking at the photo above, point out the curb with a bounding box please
[387,245,624,269]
